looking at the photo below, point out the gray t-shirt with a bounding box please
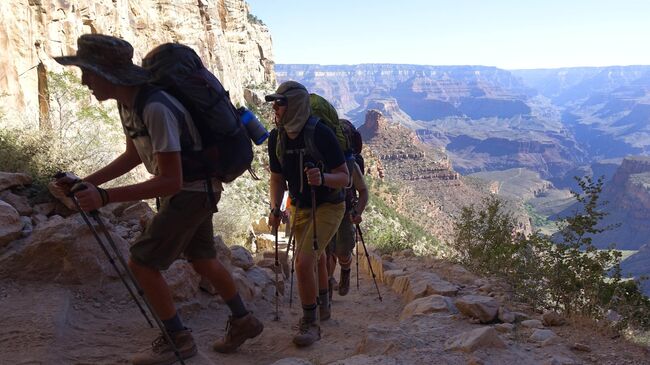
[119,91,222,192]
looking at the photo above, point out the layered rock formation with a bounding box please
[1,0,275,126]
[277,64,585,179]
[359,110,487,244]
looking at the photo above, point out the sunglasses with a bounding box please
[274,97,288,107]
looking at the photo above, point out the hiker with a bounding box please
[51,34,263,365]
[266,81,349,347]
[326,153,368,297]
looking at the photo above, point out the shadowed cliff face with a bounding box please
[1,0,275,126]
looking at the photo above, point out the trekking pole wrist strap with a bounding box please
[97,187,110,206]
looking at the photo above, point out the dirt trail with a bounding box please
[2,238,649,365]
[0,257,402,365]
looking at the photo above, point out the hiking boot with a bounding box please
[320,300,331,321]
[292,317,321,347]
[339,269,351,296]
[131,329,197,365]
[213,312,264,353]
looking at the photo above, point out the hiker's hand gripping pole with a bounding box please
[304,162,319,251]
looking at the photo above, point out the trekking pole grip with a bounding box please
[304,162,319,251]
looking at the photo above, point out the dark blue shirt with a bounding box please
[268,121,345,208]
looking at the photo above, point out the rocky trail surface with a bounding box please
[0,171,648,365]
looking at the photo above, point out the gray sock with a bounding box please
[318,289,329,308]
[302,303,317,322]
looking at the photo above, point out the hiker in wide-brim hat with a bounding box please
[54,34,150,86]
[51,34,263,365]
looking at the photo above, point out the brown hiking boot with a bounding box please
[339,268,351,296]
[131,329,197,365]
[213,312,264,353]
[292,317,321,347]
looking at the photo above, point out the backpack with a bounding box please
[339,119,365,210]
[134,43,253,183]
[308,93,349,153]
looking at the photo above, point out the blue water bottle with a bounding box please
[239,107,269,145]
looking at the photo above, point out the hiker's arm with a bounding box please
[83,137,142,186]
[74,151,182,212]
[351,165,368,224]
[268,172,286,228]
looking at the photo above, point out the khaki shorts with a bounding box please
[327,213,356,258]
[130,190,221,270]
[292,202,345,259]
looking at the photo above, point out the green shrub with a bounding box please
[0,71,133,196]
[453,176,650,331]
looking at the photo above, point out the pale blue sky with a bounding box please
[246,0,650,69]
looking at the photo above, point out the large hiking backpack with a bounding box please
[339,119,364,174]
[339,119,365,210]
[134,43,253,183]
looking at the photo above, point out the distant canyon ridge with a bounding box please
[277,64,650,185]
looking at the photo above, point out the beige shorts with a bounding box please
[291,202,345,258]
[130,190,221,270]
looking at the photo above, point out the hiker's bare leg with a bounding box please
[191,258,237,300]
[336,252,352,269]
[327,252,337,277]
[296,251,317,304]
[318,253,328,291]
[129,259,175,319]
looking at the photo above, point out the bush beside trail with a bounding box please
[453,176,650,339]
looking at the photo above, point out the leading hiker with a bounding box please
[52,34,263,365]
[266,81,349,347]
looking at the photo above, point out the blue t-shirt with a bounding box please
[268,121,345,208]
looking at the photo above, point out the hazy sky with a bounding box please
[246,0,650,69]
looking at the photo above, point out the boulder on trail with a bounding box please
[0,172,32,191]
[230,245,254,270]
[400,294,451,320]
[454,295,499,323]
[0,200,22,247]
[445,326,506,352]
[0,214,130,284]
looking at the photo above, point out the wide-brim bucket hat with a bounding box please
[54,34,150,86]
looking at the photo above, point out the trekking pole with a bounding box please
[272,205,281,321]
[289,233,296,308]
[355,227,360,291]
[66,182,186,365]
[355,224,382,302]
[304,162,319,252]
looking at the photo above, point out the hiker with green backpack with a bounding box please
[266,81,349,347]
[52,34,263,365]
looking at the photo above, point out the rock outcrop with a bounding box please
[1,0,275,126]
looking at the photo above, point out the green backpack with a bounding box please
[308,93,349,153]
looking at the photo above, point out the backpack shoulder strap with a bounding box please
[130,85,185,140]
[304,116,325,164]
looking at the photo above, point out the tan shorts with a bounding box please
[130,190,221,270]
[327,213,356,258]
[292,202,345,259]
